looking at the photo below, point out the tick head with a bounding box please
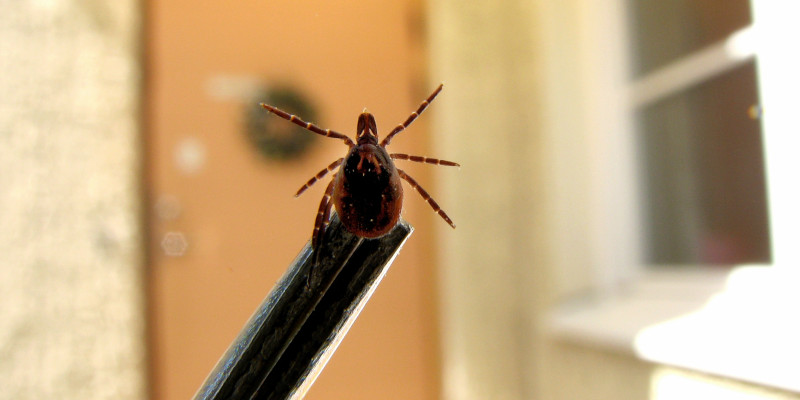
[356,110,378,145]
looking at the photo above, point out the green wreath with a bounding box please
[246,87,318,161]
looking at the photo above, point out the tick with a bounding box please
[260,83,458,253]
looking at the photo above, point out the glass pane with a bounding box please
[636,61,770,265]
[627,0,751,76]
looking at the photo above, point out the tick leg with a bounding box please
[390,153,460,167]
[312,179,336,250]
[261,104,355,147]
[397,168,456,229]
[380,83,444,147]
[295,158,344,197]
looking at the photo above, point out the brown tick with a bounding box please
[260,84,458,254]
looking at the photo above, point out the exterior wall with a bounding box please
[0,2,145,399]
[428,1,800,399]
[427,1,545,399]
[543,342,653,400]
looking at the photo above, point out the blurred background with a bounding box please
[2,0,799,399]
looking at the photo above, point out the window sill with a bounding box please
[548,266,800,394]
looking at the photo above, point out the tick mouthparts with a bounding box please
[362,107,369,113]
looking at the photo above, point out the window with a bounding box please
[548,0,800,393]
[626,0,771,266]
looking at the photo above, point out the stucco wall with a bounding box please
[0,2,145,399]
[428,0,800,399]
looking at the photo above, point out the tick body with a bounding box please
[335,130,404,237]
[261,84,457,252]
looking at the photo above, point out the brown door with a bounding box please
[145,1,441,399]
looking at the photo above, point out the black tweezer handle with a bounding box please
[194,214,413,400]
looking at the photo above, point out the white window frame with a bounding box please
[546,0,800,393]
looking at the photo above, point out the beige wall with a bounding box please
[428,1,800,399]
[428,0,544,398]
[0,2,145,399]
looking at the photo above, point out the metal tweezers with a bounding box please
[194,214,413,400]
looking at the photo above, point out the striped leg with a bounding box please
[390,153,460,167]
[397,168,456,228]
[261,103,355,147]
[380,83,444,147]
[295,158,344,197]
[312,179,336,250]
